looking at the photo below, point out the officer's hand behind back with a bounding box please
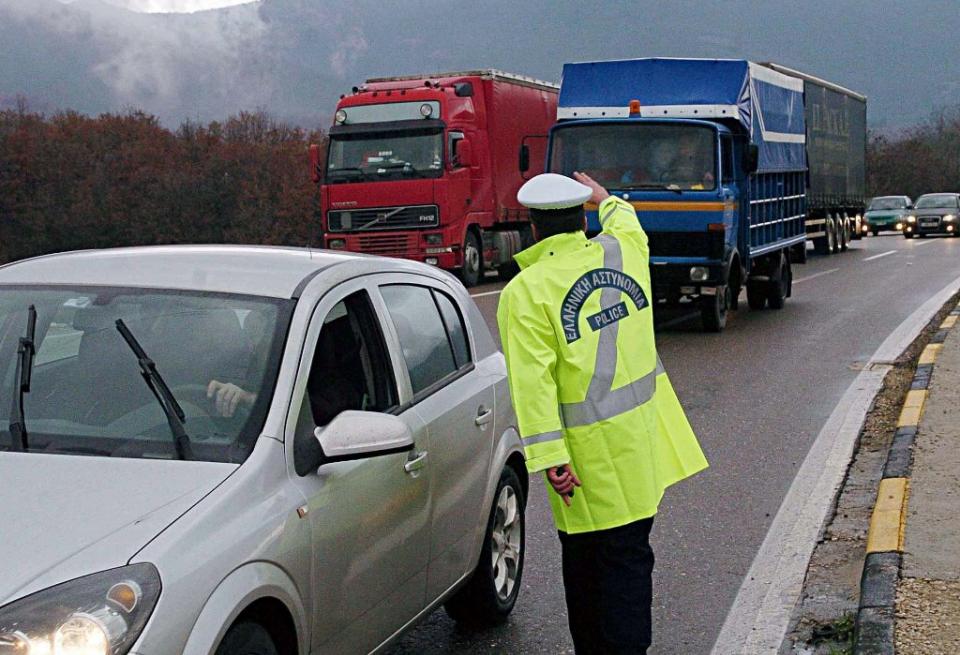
[547,464,582,507]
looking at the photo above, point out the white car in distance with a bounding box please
[0,245,526,655]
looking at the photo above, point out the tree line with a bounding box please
[0,106,326,265]
[2,104,959,266]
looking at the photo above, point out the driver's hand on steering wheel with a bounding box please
[207,380,256,417]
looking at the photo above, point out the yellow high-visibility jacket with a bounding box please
[497,196,708,534]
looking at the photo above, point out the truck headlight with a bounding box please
[906,215,916,224]
[419,103,433,118]
[334,109,347,124]
[690,266,709,282]
[0,564,161,655]
[328,238,347,250]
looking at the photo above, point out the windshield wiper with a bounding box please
[327,167,366,180]
[7,305,37,452]
[115,319,193,460]
[628,183,683,194]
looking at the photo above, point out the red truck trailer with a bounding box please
[311,70,559,285]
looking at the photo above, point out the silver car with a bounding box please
[0,245,527,654]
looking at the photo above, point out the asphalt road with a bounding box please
[386,233,960,655]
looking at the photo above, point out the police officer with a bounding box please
[497,172,708,654]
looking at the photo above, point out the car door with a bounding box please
[284,280,431,655]
[376,276,495,600]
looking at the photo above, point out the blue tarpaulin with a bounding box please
[558,58,807,173]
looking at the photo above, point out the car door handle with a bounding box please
[475,406,493,426]
[404,451,428,473]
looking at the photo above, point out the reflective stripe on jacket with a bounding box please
[497,196,708,534]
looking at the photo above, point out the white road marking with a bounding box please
[792,268,839,285]
[469,289,503,298]
[710,275,960,655]
[912,239,937,247]
[863,249,897,262]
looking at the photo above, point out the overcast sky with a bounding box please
[5,0,959,130]
[95,0,253,12]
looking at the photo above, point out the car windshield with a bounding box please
[914,195,959,209]
[550,123,717,191]
[326,128,444,183]
[0,286,291,463]
[868,197,907,210]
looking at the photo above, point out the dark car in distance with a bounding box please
[904,193,960,238]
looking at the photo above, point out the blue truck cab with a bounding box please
[548,58,813,331]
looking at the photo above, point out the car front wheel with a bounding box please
[444,466,526,626]
[215,622,279,655]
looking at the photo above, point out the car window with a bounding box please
[308,291,397,426]
[433,289,471,369]
[381,285,458,395]
[293,290,398,475]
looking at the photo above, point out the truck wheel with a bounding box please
[872,228,880,237]
[767,255,791,310]
[746,283,766,310]
[839,217,849,251]
[700,286,729,332]
[458,230,483,287]
[444,466,526,626]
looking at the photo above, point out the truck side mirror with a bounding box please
[743,144,759,174]
[309,143,324,183]
[519,144,530,172]
[457,139,474,168]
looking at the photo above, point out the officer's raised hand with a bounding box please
[548,464,582,506]
[573,171,611,205]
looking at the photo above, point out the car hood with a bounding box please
[865,209,907,217]
[0,452,236,605]
[912,207,956,217]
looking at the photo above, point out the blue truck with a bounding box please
[547,58,866,331]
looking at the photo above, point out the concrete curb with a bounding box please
[852,305,960,654]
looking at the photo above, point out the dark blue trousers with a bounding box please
[558,517,655,655]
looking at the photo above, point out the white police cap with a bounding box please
[517,173,591,210]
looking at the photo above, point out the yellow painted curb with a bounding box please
[898,389,927,427]
[941,315,957,329]
[866,477,909,553]
[919,343,943,365]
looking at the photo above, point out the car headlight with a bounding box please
[0,564,161,655]
[906,215,916,223]
[944,214,956,222]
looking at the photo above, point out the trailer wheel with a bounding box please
[839,216,849,251]
[767,255,791,309]
[746,283,766,310]
[700,286,729,332]
[458,230,483,287]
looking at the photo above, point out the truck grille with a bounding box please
[646,231,723,259]
[357,233,415,255]
[327,205,439,232]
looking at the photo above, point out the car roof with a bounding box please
[0,245,457,299]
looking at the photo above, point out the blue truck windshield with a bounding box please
[326,130,444,183]
[550,123,717,191]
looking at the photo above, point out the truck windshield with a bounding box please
[550,123,717,191]
[0,286,291,463]
[868,197,907,210]
[326,129,444,183]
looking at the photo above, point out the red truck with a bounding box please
[311,70,559,286]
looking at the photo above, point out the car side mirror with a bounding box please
[314,410,414,465]
[519,144,530,172]
[456,139,474,168]
[743,144,759,174]
[309,143,324,183]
